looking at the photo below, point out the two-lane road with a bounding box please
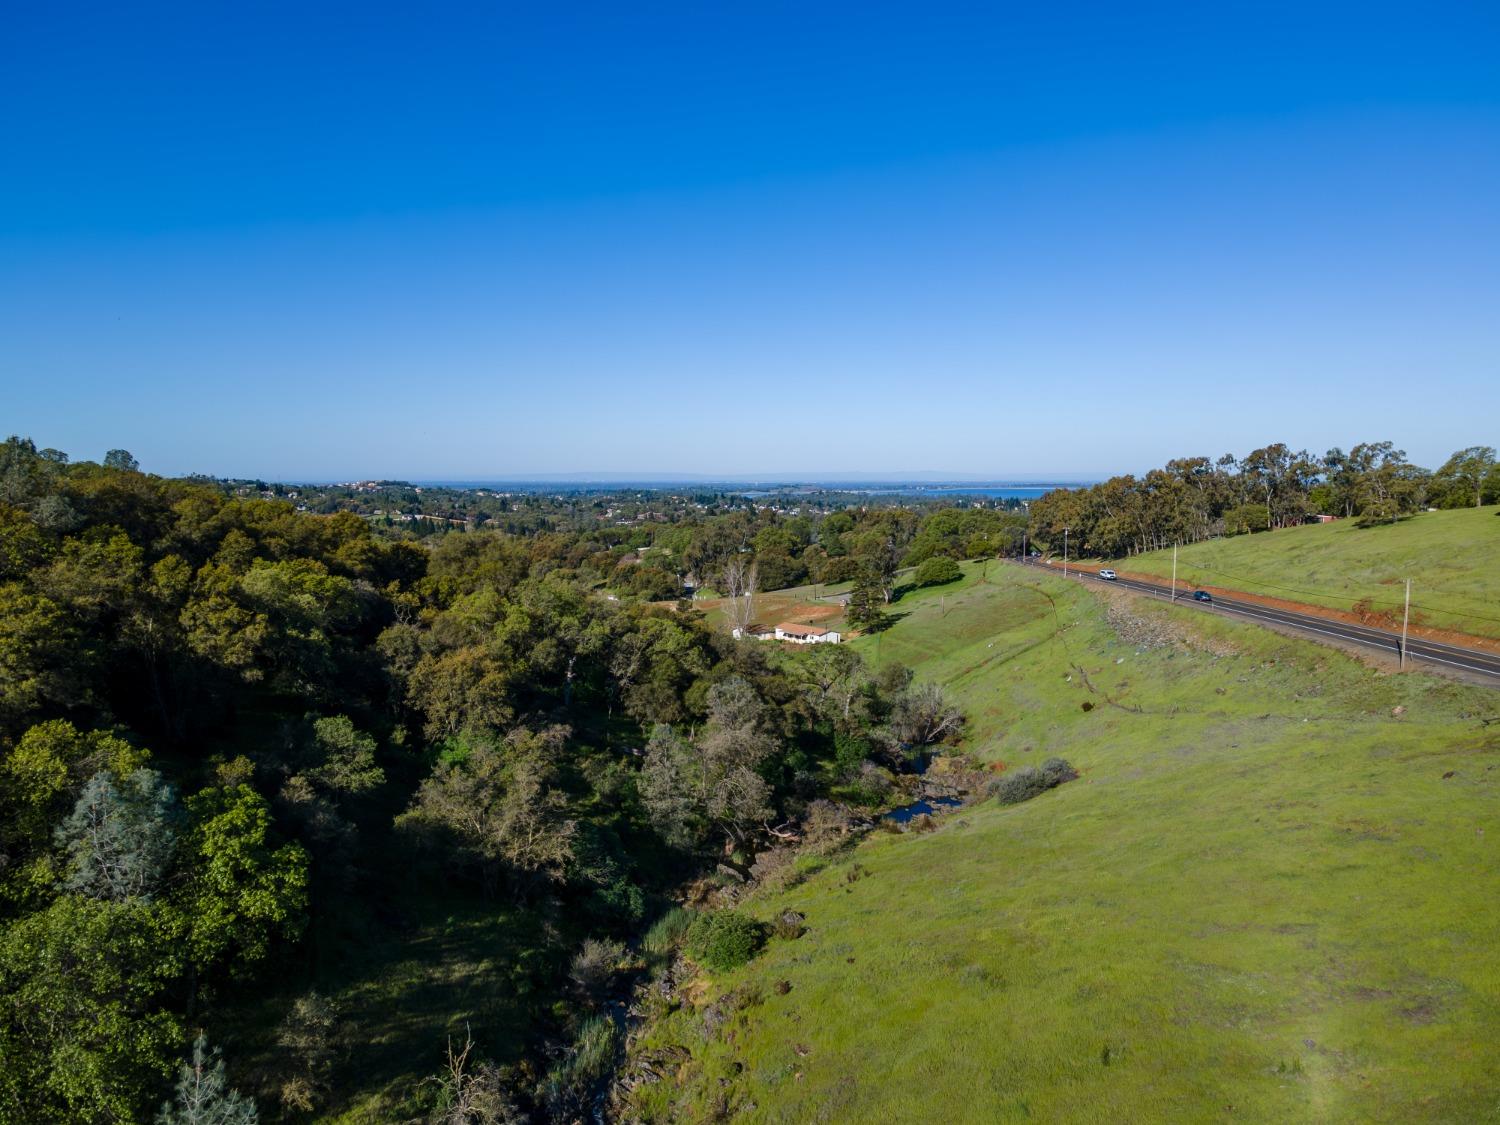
[1015,559,1500,684]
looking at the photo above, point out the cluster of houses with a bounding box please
[732,622,843,644]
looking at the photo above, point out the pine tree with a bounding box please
[56,768,181,901]
[845,571,888,632]
[156,1033,258,1125]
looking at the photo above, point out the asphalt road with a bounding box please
[1015,559,1500,684]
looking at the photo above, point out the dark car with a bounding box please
[1192,590,1213,603]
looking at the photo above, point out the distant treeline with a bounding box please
[1029,443,1499,559]
[213,477,1028,542]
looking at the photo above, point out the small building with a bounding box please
[774,622,842,645]
[732,624,777,640]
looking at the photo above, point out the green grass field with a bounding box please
[623,562,1500,1122]
[1116,506,1500,640]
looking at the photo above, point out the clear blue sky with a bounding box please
[3,1,1498,480]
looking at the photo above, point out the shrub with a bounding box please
[989,766,1048,805]
[685,909,767,972]
[832,730,872,775]
[771,909,807,940]
[834,761,896,808]
[1040,757,1079,786]
[913,556,962,588]
[748,847,799,891]
[988,757,1077,806]
[569,937,625,995]
[802,799,856,854]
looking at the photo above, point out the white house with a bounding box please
[774,622,842,645]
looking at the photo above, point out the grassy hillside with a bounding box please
[1117,506,1500,640]
[622,563,1500,1122]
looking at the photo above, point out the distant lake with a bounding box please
[740,485,1086,500]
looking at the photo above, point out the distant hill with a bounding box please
[1118,506,1500,640]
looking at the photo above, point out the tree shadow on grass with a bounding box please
[232,884,551,1120]
[862,611,910,634]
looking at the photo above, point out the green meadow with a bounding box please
[1117,506,1500,640]
[623,563,1500,1122]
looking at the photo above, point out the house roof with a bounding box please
[777,622,829,637]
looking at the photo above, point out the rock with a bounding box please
[1392,705,1407,717]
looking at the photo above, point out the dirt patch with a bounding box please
[1400,998,1440,1025]
[699,596,845,629]
[1096,585,1237,657]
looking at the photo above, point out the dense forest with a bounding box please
[0,437,979,1123]
[1029,442,1499,559]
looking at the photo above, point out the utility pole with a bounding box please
[1401,578,1411,671]
[1171,543,1178,603]
[1063,527,1070,577]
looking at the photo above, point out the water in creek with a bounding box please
[882,796,962,824]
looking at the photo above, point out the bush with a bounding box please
[1039,757,1079,786]
[685,909,767,972]
[832,730,872,776]
[988,766,1048,805]
[569,937,625,995]
[771,909,807,940]
[834,761,896,808]
[988,757,1077,806]
[913,556,962,588]
[802,799,857,854]
[748,847,798,891]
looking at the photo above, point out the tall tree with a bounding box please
[639,677,780,849]
[719,555,758,637]
[1433,445,1496,508]
[396,729,577,893]
[57,769,181,902]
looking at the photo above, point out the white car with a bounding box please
[1098,569,1118,581]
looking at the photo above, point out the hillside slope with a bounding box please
[621,566,1500,1122]
[1117,507,1500,640]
